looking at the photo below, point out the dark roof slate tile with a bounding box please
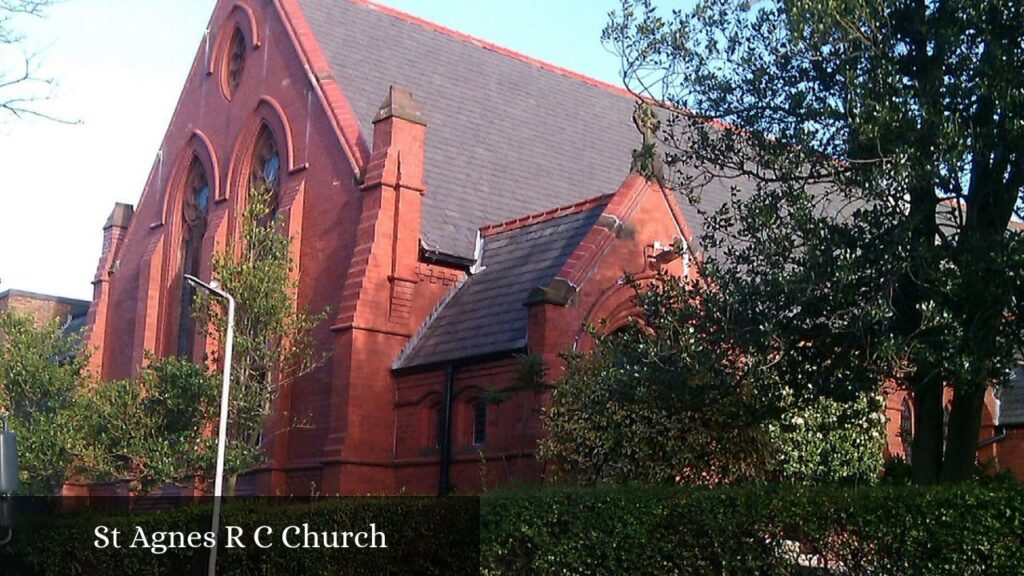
[1000,368,1024,426]
[394,203,606,369]
[296,0,732,260]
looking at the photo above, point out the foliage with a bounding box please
[0,310,86,494]
[605,0,1024,483]
[73,355,218,493]
[541,278,887,485]
[192,185,326,492]
[769,392,887,485]
[481,483,1024,576]
[541,289,778,485]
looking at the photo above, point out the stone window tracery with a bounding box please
[251,125,281,220]
[224,26,247,97]
[177,156,211,358]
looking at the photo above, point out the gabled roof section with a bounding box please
[294,0,728,262]
[393,197,609,370]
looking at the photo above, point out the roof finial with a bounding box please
[631,101,664,184]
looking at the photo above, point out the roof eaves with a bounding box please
[392,344,527,374]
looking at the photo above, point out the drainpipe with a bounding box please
[438,363,456,495]
[978,429,1008,449]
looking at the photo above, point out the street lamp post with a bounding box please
[183,274,235,576]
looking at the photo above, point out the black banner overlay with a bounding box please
[0,497,480,575]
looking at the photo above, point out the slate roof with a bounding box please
[61,314,89,338]
[999,367,1024,427]
[394,201,608,369]
[296,0,737,262]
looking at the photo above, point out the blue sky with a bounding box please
[0,0,629,300]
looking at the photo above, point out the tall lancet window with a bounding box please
[900,397,913,463]
[177,156,211,358]
[224,26,247,98]
[251,126,281,222]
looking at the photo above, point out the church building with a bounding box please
[81,0,1021,495]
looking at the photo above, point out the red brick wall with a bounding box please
[393,357,543,494]
[995,428,1024,480]
[0,293,83,328]
[883,386,1004,474]
[85,0,369,493]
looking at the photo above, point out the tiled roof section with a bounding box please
[295,0,734,261]
[394,201,607,369]
[1000,368,1024,426]
[61,314,89,339]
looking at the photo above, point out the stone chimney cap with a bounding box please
[104,202,135,230]
[372,85,426,126]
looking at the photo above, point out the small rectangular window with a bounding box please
[472,399,487,445]
[434,405,444,448]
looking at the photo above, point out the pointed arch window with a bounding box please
[250,125,281,221]
[177,156,211,358]
[942,402,951,453]
[224,26,247,97]
[900,397,913,463]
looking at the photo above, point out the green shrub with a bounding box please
[481,484,1024,576]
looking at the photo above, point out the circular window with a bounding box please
[223,27,247,98]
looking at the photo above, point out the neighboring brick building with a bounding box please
[82,0,1021,494]
[0,289,90,337]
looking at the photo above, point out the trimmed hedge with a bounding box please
[480,483,1024,576]
[3,485,1021,575]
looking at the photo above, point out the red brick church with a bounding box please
[81,0,1022,494]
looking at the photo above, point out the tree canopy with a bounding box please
[0,311,85,493]
[193,185,326,494]
[542,276,887,486]
[605,0,1024,483]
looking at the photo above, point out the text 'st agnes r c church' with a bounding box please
[78,0,1024,495]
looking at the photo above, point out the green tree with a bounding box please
[74,355,218,494]
[0,310,85,494]
[770,392,887,485]
[193,186,325,494]
[541,277,886,485]
[606,0,1024,483]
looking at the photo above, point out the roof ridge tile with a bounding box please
[480,193,615,237]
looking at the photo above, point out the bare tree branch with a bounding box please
[0,0,78,124]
